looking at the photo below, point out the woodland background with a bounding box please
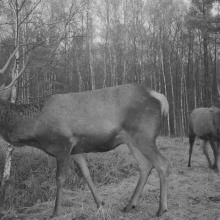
[0,0,220,136]
[0,1,220,218]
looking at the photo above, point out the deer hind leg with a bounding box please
[188,134,195,167]
[136,138,169,216]
[123,131,169,216]
[73,154,104,208]
[209,140,219,171]
[201,140,212,168]
[124,144,153,212]
[216,143,220,170]
[146,147,170,217]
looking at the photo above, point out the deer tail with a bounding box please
[150,90,169,116]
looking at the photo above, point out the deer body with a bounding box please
[0,81,169,217]
[1,85,160,155]
[188,107,220,170]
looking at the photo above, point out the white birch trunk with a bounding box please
[180,60,185,136]
[87,0,95,90]
[1,146,14,187]
[169,55,176,135]
[160,47,171,136]
[122,0,128,84]
[2,0,19,194]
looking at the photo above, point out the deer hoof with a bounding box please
[123,204,136,212]
[156,208,167,217]
[49,214,56,219]
[212,165,218,172]
[51,209,61,218]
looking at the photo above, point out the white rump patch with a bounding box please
[150,90,169,116]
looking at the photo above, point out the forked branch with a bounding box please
[0,46,19,75]
[0,55,30,100]
[3,55,30,90]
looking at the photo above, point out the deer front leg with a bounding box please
[52,157,69,216]
[73,154,104,208]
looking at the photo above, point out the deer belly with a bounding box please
[71,131,119,154]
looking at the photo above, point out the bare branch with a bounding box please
[45,0,87,64]
[18,0,41,27]
[18,0,27,13]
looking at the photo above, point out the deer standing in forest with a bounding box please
[188,107,220,171]
[0,47,170,217]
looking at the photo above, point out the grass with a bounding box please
[1,136,219,220]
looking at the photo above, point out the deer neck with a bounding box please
[0,100,36,145]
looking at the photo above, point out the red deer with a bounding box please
[0,50,170,217]
[188,107,220,170]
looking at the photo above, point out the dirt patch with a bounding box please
[1,137,220,220]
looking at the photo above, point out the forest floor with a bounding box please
[0,137,220,220]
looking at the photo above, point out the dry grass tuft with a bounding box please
[95,206,112,220]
